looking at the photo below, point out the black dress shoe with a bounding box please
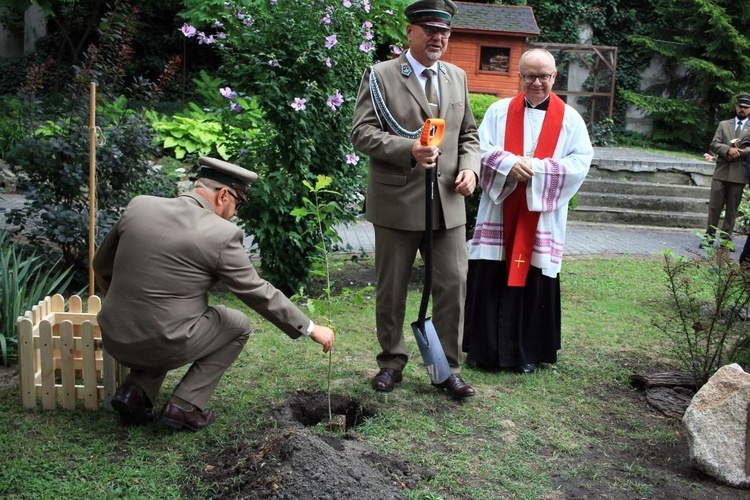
[518,363,536,374]
[432,374,476,399]
[158,400,215,431]
[371,368,402,392]
[111,380,155,426]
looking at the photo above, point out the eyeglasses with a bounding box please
[215,187,247,208]
[522,74,554,84]
[417,24,451,39]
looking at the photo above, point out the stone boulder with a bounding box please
[683,363,750,488]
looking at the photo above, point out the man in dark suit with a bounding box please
[704,93,750,250]
[94,157,334,430]
[351,0,480,399]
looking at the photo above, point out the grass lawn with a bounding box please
[2,255,749,499]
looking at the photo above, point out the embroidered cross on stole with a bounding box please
[503,92,565,287]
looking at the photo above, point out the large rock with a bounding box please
[683,363,750,487]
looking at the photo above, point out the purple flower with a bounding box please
[214,21,224,28]
[359,41,374,53]
[230,102,243,113]
[220,87,237,99]
[343,0,352,7]
[326,90,344,110]
[271,0,278,4]
[325,34,338,49]
[385,10,394,15]
[291,97,307,111]
[325,57,332,68]
[363,0,371,13]
[180,24,197,37]
[391,45,403,55]
[321,14,331,25]
[362,21,373,29]
[346,152,360,165]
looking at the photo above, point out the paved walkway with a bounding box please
[336,218,742,258]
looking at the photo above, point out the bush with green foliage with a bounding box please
[0,231,75,366]
[656,249,750,386]
[179,0,406,294]
[4,5,177,286]
[148,70,265,161]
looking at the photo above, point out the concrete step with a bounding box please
[570,206,705,229]
[576,192,708,214]
[579,178,710,198]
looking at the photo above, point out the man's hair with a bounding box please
[519,49,556,72]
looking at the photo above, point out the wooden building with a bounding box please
[444,2,539,97]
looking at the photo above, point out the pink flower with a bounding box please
[391,45,403,55]
[325,34,338,49]
[230,102,243,113]
[346,152,360,165]
[325,57,332,68]
[321,14,331,25]
[326,90,344,110]
[363,0,371,13]
[703,153,715,162]
[359,41,374,53]
[291,97,307,111]
[343,0,352,7]
[180,24,197,37]
[219,87,237,99]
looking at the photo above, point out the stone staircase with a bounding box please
[571,147,715,229]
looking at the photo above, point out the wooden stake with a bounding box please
[88,82,97,297]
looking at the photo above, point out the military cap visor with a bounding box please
[737,93,750,106]
[196,157,257,204]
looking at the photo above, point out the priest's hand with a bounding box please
[511,157,534,182]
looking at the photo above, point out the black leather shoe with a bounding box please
[518,363,536,374]
[111,381,155,426]
[432,374,476,399]
[158,400,215,431]
[371,368,403,392]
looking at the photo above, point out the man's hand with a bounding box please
[412,141,439,168]
[728,147,741,161]
[511,157,534,182]
[310,325,335,353]
[455,169,477,196]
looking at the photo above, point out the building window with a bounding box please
[479,46,510,73]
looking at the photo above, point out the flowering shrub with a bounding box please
[180,0,404,293]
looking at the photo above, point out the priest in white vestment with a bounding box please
[464,49,593,374]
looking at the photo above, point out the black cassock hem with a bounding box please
[463,259,561,369]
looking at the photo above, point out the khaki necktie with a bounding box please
[736,120,743,138]
[422,68,438,117]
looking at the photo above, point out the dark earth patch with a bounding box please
[185,391,431,499]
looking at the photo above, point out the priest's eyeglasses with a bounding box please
[522,74,553,84]
[417,24,451,39]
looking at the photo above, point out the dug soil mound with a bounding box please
[188,391,432,499]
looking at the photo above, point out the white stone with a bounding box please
[683,363,750,488]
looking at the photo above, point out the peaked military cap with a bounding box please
[405,0,457,27]
[195,157,257,204]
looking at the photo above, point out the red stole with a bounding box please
[503,92,565,286]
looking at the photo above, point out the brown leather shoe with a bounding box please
[111,381,155,426]
[158,400,215,431]
[432,374,476,399]
[371,368,403,392]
